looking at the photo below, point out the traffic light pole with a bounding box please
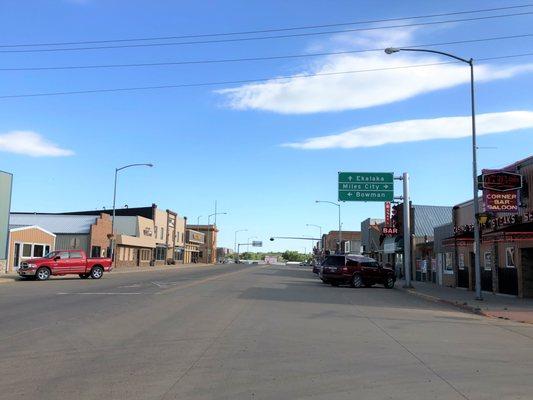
[395,172,412,288]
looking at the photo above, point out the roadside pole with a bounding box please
[394,173,412,287]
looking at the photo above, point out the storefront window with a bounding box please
[506,247,516,268]
[22,244,32,257]
[444,252,453,274]
[484,252,493,271]
[458,253,465,269]
[155,246,166,261]
[33,244,44,257]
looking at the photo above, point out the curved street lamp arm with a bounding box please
[116,163,154,172]
[315,200,340,207]
[386,47,470,64]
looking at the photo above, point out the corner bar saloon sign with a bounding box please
[482,170,522,212]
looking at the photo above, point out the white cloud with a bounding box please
[0,131,74,157]
[217,27,533,114]
[282,111,533,149]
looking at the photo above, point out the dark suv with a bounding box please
[319,254,395,288]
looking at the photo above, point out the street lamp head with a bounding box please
[146,163,154,167]
[270,237,274,241]
[385,47,400,54]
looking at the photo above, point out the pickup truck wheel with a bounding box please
[350,274,363,288]
[79,274,90,279]
[90,266,104,279]
[384,277,395,289]
[35,267,51,281]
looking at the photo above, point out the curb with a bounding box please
[399,286,489,317]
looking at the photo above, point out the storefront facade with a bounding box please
[184,229,204,263]
[7,225,56,272]
[448,156,533,297]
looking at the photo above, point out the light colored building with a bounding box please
[114,215,156,267]
[6,225,56,272]
[9,213,112,259]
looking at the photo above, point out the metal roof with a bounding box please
[413,205,453,237]
[9,214,97,234]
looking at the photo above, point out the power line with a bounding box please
[1,4,531,48]
[1,33,531,71]
[2,11,532,53]
[1,51,532,99]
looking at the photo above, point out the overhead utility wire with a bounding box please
[1,33,531,71]
[1,4,531,48]
[1,12,532,53]
[1,51,532,99]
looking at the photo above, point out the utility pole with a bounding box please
[395,173,412,288]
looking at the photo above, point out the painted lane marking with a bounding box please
[57,292,143,295]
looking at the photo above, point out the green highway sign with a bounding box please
[338,172,394,202]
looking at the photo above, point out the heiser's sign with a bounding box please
[482,170,522,212]
[384,201,391,226]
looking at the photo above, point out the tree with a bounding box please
[281,251,307,262]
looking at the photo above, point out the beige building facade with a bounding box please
[7,225,56,272]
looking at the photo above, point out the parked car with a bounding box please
[312,262,322,274]
[319,254,395,288]
[17,249,113,281]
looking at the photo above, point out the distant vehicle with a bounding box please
[17,250,113,281]
[312,262,322,274]
[319,254,395,288]
[285,261,300,266]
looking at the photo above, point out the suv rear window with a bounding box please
[361,262,379,268]
[323,256,345,266]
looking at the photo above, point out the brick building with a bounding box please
[186,224,218,263]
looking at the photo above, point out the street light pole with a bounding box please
[234,229,248,253]
[207,211,227,264]
[247,236,258,252]
[315,201,342,253]
[385,47,482,300]
[306,224,323,252]
[111,163,153,262]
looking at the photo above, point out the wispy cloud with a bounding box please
[282,111,533,149]
[0,131,74,157]
[217,28,533,114]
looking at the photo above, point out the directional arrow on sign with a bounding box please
[348,176,353,181]
[347,192,353,197]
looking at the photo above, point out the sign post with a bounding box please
[338,172,394,202]
[402,172,412,288]
[0,171,13,273]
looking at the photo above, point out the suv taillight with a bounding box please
[341,267,348,272]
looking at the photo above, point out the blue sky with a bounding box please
[1,0,532,252]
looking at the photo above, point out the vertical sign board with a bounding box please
[0,171,13,261]
[338,172,394,202]
[384,201,391,226]
[482,169,522,212]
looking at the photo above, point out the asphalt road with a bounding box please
[1,263,532,400]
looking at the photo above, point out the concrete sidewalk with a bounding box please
[0,262,212,283]
[398,279,533,324]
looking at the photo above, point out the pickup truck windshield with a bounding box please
[43,251,59,259]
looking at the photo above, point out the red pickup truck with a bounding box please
[17,249,113,281]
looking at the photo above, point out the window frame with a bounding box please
[505,247,516,268]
